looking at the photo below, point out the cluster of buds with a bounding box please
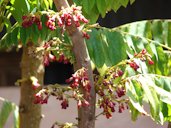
[43,52,70,66]
[66,67,91,108]
[22,14,42,30]
[128,61,140,71]
[21,5,90,40]
[30,76,41,90]
[34,89,49,104]
[61,99,69,109]
[42,40,73,66]
[45,5,90,39]
[82,31,90,39]
[46,15,56,30]
[34,68,90,110]
[116,86,125,97]
[98,97,116,119]
[57,53,69,64]
[57,5,88,28]
[95,67,128,119]
[33,84,71,110]
[95,48,154,119]
[97,85,128,118]
[43,52,56,66]
[98,96,129,119]
[128,49,154,71]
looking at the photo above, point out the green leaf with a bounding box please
[31,24,39,44]
[89,29,105,68]
[120,0,129,7]
[125,80,147,118]
[130,0,135,4]
[112,0,121,12]
[82,0,89,14]
[40,15,48,40]
[0,100,14,128]
[129,102,140,121]
[105,30,127,65]
[12,0,30,23]
[47,0,53,8]
[75,0,136,20]
[95,0,107,17]
[151,21,164,44]
[105,0,113,11]
[13,106,19,128]
[84,5,99,23]
[20,27,28,45]
[139,76,161,122]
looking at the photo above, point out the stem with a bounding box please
[53,0,96,128]
[19,41,44,128]
[168,122,171,128]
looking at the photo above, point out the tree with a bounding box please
[0,0,171,128]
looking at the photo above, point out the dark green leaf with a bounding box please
[20,27,28,45]
[31,24,39,44]
[11,27,19,45]
[95,0,107,17]
[112,0,121,12]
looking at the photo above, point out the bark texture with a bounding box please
[53,0,96,128]
[168,122,171,128]
[19,43,44,128]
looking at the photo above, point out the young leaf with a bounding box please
[125,80,147,117]
[13,105,19,128]
[0,100,14,128]
[138,76,162,123]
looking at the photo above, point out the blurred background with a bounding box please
[0,0,171,127]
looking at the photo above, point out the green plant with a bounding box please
[0,0,171,128]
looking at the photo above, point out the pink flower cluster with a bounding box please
[22,15,42,30]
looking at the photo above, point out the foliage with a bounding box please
[1,0,171,127]
[0,97,19,128]
[73,0,135,22]
[86,20,171,76]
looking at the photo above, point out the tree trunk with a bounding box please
[53,0,96,128]
[19,43,44,128]
[168,122,171,128]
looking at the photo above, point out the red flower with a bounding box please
[148,60,154,65]
[129,61,139,71]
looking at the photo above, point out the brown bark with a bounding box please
[168,122,171,128]
[53,0,96,128]
[19,43,44,128]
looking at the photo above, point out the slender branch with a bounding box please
[95,112,104,119]
[1,22,19,40]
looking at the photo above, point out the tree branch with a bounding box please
[53,0,96,128]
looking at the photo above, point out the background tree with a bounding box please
[0,0,171,128]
